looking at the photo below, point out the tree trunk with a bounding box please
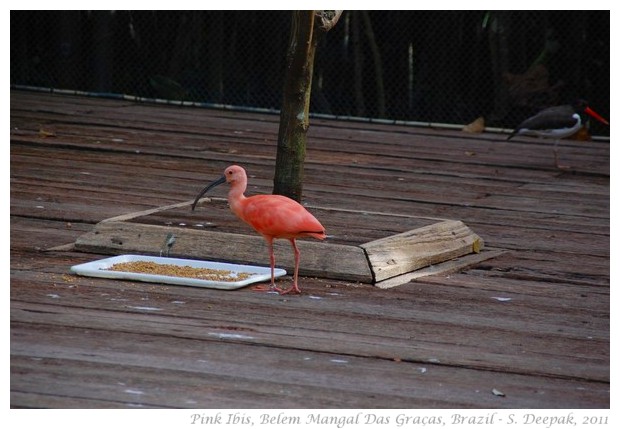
[273,11,342,202]
[273,11,316,202]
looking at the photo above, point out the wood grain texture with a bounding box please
[75,221,374,282]
[362,220,483,281]
[10,90,609,409]
[72,200,484,284]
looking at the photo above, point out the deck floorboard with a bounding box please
[10,90,609,408]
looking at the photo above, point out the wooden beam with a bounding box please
[74,221,373,283]
[72,200,488,286]
[374,249,505,289]
[361,220,484,282]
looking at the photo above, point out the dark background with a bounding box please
[10,10,610,136]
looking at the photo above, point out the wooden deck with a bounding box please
[10,89,609,409]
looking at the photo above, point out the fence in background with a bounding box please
[10,10,610,136]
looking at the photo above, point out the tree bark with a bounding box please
[273,11,342,202]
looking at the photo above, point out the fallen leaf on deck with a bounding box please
[39,129,56,138]
[462,116,485,133]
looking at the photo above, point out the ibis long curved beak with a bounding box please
[584,106,609,126]
[191,175,226,211]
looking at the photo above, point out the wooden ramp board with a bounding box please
[73,199,490,286]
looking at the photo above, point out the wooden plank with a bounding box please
[132,199,439,246]
[416,271,610,304]
[12,267,607,342]
[10,126,596,208]
[471,251,609,287]
[11,140,610,226]
[362,220,483,282]
[10,216,92,251]
[11,324,608,409]
[10,390,130,409]
[11,97,609,175]
[11,171,609,242]
[10,90,610,409]
[66,196,487,284]
[11,294,609,384]
[375,249,505,289]
[72,199,487,284]
[74,220,374,282]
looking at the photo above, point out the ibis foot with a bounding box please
[275,284,302,295]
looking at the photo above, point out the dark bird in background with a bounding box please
[508,100,609,169]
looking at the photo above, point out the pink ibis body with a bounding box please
[192,165,326,294]
[507,100,609,168]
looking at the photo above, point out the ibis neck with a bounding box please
[227,186,247,215]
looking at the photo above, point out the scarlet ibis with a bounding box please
[192,165,326,294]
[507,100,609,168]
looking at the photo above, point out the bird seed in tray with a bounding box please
[70,254,286,290]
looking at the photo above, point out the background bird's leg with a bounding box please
[553,139,570,169]
[278,239,302,295]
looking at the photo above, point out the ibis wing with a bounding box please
[242,195,325,239]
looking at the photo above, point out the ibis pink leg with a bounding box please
[267,238,278,290]
[251,238,278,292]
[276,239,302,295]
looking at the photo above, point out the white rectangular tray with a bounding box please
[70,254,286,290]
